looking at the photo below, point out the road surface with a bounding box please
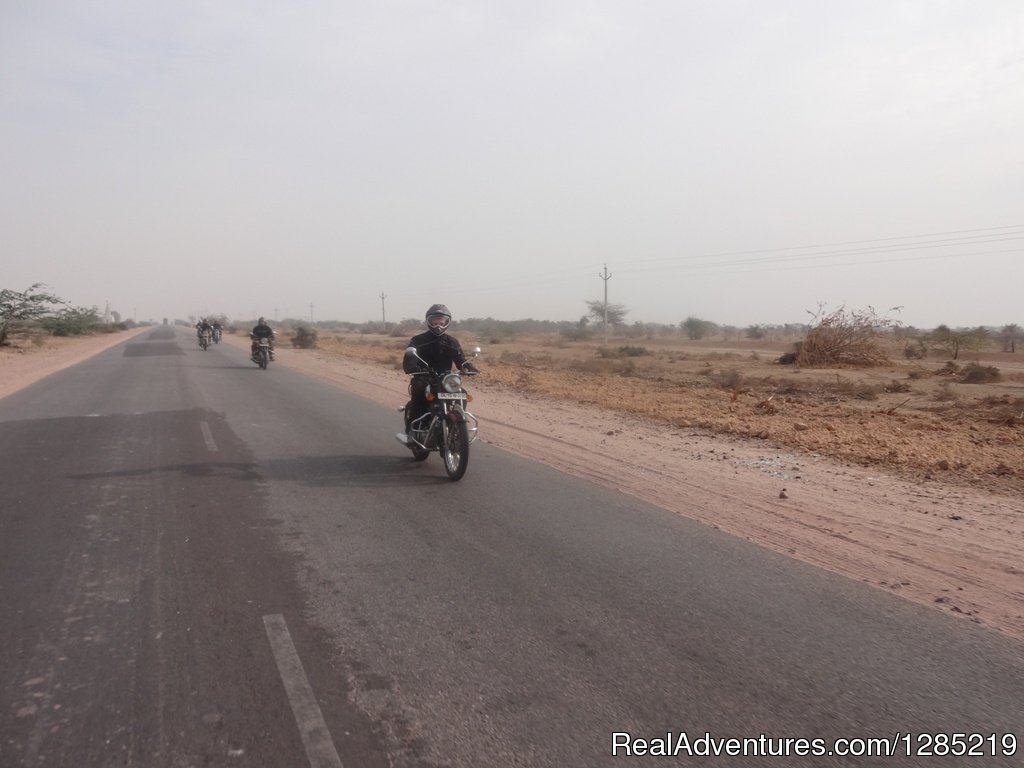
[1,326,1021,766]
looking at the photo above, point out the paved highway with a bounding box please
[1,326,1021,766]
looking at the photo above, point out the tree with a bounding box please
[40,306,101,336]
[680,316,717,340]
[584,300,628,327]
[930,325,987,360]
[0,283,65,345]
[999,324,1022,353]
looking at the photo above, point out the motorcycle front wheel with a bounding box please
[440,415,469,481]
[259,349,269,369]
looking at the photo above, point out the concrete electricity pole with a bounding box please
[380,292,387,329]
[599,264,612,344]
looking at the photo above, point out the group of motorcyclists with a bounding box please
[193,318,223,346]
[194,317,275,363]
[193,303,478,471]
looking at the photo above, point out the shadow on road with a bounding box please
[67,455,456,489]
[261,454,457,488]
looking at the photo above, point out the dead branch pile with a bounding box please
[795,304,896,368]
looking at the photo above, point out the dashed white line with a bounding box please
[263,614,344,768]
[200,421,218,452]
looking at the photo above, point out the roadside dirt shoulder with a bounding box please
[0,326,150,401]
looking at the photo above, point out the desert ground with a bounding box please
[3,326,1022,643]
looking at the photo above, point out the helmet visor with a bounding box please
[426,313,450,330]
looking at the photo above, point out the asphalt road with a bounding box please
[1,326,1021,767]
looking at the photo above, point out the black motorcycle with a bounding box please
[397,346,480,481]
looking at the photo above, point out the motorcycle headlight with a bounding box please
[442,373,462,393]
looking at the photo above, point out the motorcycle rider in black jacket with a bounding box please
[250,317,275,361]
[397,304,477,444]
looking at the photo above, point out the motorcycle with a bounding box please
[252,335,272,369]
[397,345,481,481]
[198,329,212,351]
[212,326,222,344]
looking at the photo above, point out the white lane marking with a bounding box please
[200,421,218,452]
[263,614,344,768]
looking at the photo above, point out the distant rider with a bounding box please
[195,318,213,343]
[211,320,223,343]
[397,304,477,444]
[250,317,275,361]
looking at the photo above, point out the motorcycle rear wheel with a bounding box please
[440,416,469,481]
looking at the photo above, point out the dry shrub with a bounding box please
[707,368,745,391]
[903,340,928,359]
[290,326,318,349]
[795,304,898,367]
[498,350,533,365]
[570,358,634,375]
[597,345,650,358]
[959,362,1001,384]
[828,376,881,400]
[933,381,958,402]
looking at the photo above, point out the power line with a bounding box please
[385,222,1024,302]
[624,223,1024,267]
[618,236,1024,276]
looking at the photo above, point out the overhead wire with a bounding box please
[382,222,1024,305]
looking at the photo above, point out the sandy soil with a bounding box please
[4,329,1023,643]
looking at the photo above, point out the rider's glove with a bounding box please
[461,362,479,374]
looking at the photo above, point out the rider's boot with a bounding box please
[395,405,413,445]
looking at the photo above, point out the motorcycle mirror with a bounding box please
[472,346,481,357]
[405,346,417,355]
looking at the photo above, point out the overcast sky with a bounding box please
[2,1,1022,329]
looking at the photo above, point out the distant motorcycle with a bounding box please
[198,329,212,351]
[212,326,222,344]
[397,345,480,481]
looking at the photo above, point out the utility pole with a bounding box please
[599,264,612,344]
[380,292,387,329]
[310,303,314,324]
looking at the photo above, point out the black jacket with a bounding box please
[403,331,468,374]
[251,323,274,339]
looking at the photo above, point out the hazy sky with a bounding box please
[2,1,1022,329]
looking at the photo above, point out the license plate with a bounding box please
[436,393,465,400]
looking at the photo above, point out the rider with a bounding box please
[397,303,477,445]
[211,319,223,342]
[195,317,213,342]
[250,317,275,361]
